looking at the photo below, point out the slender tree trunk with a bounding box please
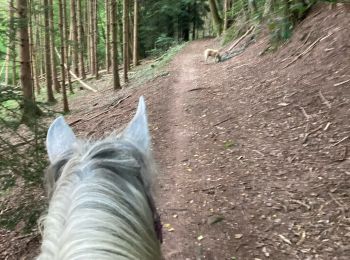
[132,0,139,66]
[128,7,133,68]
[28,0,40,94]
[208,0,222,36]
[248,0,258,17]
[5,0,15,86]
[223,0,229,33]
[77,0,86,79]
[111,0,121,90]
[17,0,40,121]
[44,0,55,102]
[63,0,73,93]
[58,0,69,112]
[34,5,42,94]
[48,0,60,93]
[105,0,111,73]
[70,0,79,76]
[89,1,95,75]
[123,0,129,83]
[93,0,99,78]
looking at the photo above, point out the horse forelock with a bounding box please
[38,137,161,260]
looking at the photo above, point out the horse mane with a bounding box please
[37,137,162,260]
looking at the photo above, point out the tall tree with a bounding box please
[111,0,121,90]
[208,0,222,36]
[223,0,230,33]
[44,0,56,102]
[70,0,79,76]
[63,0,73,93]
[58,0,69,112]
[105,0,111,73]
[77,0,86,79]
[28,0,40,94]
[132,0,139,66]
[93,0,99,78]
[49,0,60,93]
[123,0,129,83]
[16,0,40,121]
[4,0,16,86]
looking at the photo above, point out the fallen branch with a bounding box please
[108,94,131,109]
[55,48,98,92]
[329,192,347,215]
[331,136,349,147]
[188,87,207,92]
[283,32,333,69]
[278,234,292,245]
[68,118,82,126]
[302,124,323,144]
[213,117,233,127]
[228,26,255,52]
[297,106,311,121]
[318,91,331,109]
[334,79,350,87]
[85,110,110,122]
[290,199,311,210]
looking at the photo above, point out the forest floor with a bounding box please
[1,3,350,260]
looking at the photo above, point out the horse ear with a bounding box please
[46,116,76,163]
[121,96,150,152]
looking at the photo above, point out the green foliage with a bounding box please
[132,43,186,84]
[139,0,208,57]
[224,0,331,47]
[0,198,45,233]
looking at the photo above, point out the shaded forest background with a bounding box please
[0,0,346,232]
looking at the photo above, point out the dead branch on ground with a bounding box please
[55,48,98,92]
[228,26,255,52]
[283,32,334,69]
[318,91,331,109]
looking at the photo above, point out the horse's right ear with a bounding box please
[121,96,150,153]
[46,116,76,163]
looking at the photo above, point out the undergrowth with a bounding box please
[131,43,187,84]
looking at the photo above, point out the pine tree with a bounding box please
[111,0,121,89]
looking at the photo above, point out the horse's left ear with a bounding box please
[46,116,77,163]
[121,96,150,152]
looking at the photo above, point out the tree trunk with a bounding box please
[70,0,79,76]
[223,0,229,33]
[105,0,111,73]
[132,0,139,66]
[123,0,129,83]
[248,0,258,16]
[208,0,222,36]
[44,0,55,102]
[34,5,41,94]
[263,0,275,17]
[17,0,40,121]
[28,0,40,94]
[86,1,91,74]
[5,0,15,86]
[58,0,69,112]
[77,0,86,79]
[111,0,121,90]
[48,0,60,93]
[93,0,99,78]
[63,0,73,93]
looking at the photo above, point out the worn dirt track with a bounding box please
[1,3,349,260]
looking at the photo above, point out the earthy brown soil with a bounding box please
[1,3,349,260]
